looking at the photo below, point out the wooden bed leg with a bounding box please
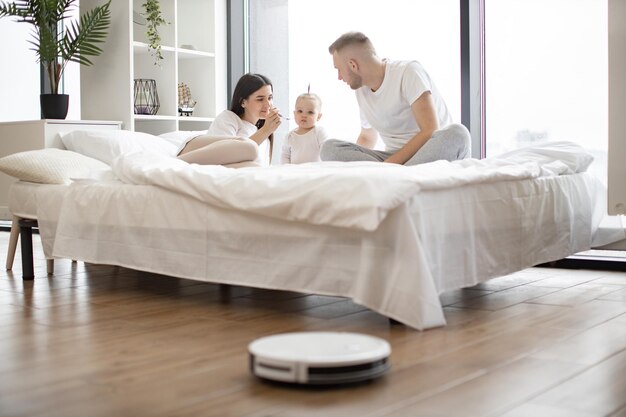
[5,215,20,270]
[46,259,54,275]
[18,218,37,280]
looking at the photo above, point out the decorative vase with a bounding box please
[40,94,69,119]
[134,79,160,115]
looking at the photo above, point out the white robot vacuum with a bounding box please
[248,331,391,385]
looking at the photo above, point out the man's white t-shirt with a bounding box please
[355,59,453,152]
[280,125,329,164]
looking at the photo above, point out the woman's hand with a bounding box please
[250,107,282,146]
[262,107,282,134]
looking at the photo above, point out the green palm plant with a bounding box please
[0,0,111,94]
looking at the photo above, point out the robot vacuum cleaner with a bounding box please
[248,331,391,385]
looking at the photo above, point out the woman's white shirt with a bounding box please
[207,110,268,165]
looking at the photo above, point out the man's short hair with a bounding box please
[328,31,376,56]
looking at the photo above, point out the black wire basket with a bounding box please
[133,79,160,115]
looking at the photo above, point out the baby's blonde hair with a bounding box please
[296,93,322,110]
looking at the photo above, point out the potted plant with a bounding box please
[0,0,112,119]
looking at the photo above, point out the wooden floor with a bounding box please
[1,231,625,417]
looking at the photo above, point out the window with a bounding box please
[0,4,82,121]
[249,0,460,156]
[247,0,607,181]
[484,0,608,183]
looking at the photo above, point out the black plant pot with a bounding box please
[40,94,69,119]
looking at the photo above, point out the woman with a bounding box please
[177,73,282,166]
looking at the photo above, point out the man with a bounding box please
[320,31,471,165]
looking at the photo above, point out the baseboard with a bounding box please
[538,255,626,272]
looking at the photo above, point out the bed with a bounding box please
[1,130,621,330]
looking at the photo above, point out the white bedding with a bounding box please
[111,141,592,231]
[12,141,618,330]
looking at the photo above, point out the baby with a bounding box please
[280,93,329,164]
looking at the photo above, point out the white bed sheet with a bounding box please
[7,181,40,219]
[109,141,595,232]
[11,166,614,331]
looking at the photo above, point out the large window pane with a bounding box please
[485,0,608,182]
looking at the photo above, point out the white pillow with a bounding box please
[495,141,594,174]
[159,130,207,147]
[0,148,111,184]
[60,129,178,165]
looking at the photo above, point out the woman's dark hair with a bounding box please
[230,73,272,115]
[229,73,275,161]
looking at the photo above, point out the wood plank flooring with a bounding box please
[1,231,625,417]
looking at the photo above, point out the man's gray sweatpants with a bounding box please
[320,123,471,165]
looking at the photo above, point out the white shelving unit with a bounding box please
[80,0,227,135]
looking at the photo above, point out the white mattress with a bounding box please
[8,181,47,219]
[9,169,614,331]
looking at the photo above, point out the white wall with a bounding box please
[608,0,626,215]
[0,13,81,122]
[0,19,40,121]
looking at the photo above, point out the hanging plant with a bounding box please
[142,0,167,66]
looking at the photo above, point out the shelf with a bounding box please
[133,115,178,121]
[177,116,214,122]
[133,42,176,55]
[81,0,226,135]
[134,42,214,59]
[178,48,215,59]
